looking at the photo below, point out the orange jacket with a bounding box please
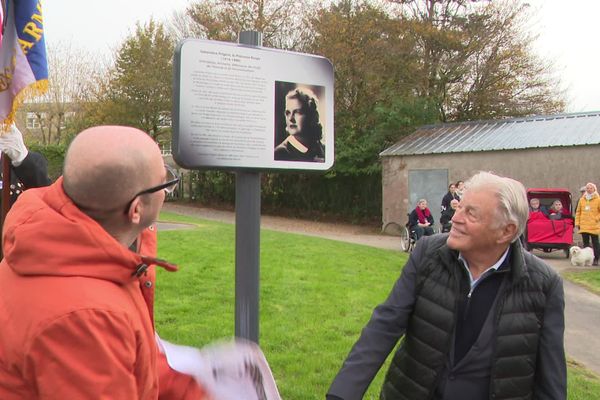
[0,179,206,399]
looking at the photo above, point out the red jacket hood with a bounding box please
[2,178,175,283]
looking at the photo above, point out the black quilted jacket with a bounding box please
[381,236,565,400]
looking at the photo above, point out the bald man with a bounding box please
[0,126,207,399]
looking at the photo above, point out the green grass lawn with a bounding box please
[155,211,600,399]
[567,359,600,399]
[563,269,600,296]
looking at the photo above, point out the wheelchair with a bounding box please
[383,219,415,253]
[384,214,439,253]
[402,223,440,252]
[399,223,418,252]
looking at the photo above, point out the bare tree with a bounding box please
[384,0,564,120]
[167,0,319,50]
[447,1,565,120]
[27,41,100,144]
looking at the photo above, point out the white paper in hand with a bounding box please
[156,335,281,400]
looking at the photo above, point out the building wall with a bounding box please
[381,145,599,229]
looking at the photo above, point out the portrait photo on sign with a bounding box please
[273,81,326,163]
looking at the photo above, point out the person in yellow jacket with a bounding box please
[575,182,600,266]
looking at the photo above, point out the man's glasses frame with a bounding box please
[125,164,180,211]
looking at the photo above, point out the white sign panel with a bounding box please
[173,39,334,171]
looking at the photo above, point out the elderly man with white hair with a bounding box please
[327,171,566,400]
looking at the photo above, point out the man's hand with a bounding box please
[0,124,28,166]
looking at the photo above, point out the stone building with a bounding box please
[380,111,600,229]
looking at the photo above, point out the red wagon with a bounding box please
[525,188,573,258]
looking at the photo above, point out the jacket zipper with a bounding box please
[428,259,470,399]
[463,289,473,321]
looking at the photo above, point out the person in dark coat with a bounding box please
[327,171,566,400]
[0,124,51,205]
[440,183,459,211]
[408,198,434,240]
[440,198,459,232]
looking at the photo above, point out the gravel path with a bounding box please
[160,202,600,376]
[528,251,600,376]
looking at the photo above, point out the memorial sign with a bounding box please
[173,39,334,171]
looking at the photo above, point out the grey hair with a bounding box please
[417,198,427,205]
[464,171,528,242]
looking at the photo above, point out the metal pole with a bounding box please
[0,155,11,259]
[235,171,261,343]
[235,30,262,343]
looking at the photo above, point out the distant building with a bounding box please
[15,102,79,144]
[380,111,600,229]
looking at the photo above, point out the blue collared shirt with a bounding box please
[458,247,510,291]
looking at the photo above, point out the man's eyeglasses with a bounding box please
[125,164,180,211]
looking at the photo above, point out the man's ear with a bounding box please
[498,222,517,244]
[127,197,143,225]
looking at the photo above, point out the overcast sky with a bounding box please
[44,0,600,113]
[526,0,600,112]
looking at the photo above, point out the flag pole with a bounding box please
[0,0,49,257]
[0,154,10,258]
[0,0,6,258]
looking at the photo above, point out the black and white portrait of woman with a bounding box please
[274,82,325,163]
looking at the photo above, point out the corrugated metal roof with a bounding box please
[380,111,600,157]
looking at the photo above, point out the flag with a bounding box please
[0,0,47,131]
[0,2,4,46]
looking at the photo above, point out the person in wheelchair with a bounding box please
[440,199,459,233]
[409,198,435,240]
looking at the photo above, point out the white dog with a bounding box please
[569,246,594,266]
